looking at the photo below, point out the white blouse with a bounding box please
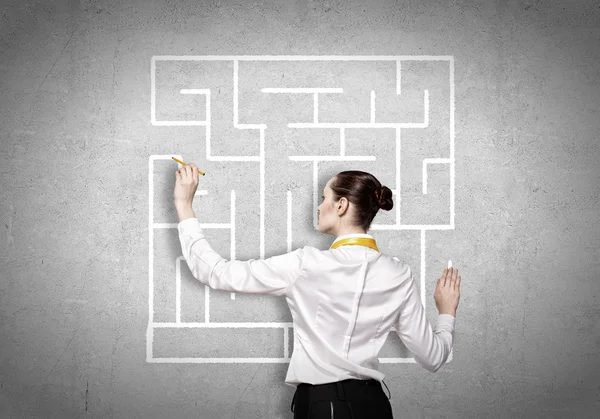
[177,217,456,388]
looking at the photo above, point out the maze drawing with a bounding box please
[148,55,455,366]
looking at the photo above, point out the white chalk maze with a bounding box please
[148,56,455,365]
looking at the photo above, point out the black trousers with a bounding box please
[290,379,393,418]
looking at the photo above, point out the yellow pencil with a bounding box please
[172,157,206,176]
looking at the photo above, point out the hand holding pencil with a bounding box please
[173,157,205,207]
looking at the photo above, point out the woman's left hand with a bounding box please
[174,163,200,207]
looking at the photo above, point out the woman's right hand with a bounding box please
[434,267,461,316]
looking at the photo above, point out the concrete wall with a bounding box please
[1,0,599,418]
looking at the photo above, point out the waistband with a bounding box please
[297,379,390,401]
[298,378,380,391]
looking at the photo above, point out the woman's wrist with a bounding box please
[175,202,196,223]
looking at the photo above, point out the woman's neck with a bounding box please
[335,228,368,237]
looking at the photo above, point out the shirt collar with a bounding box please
[332,232,375,246]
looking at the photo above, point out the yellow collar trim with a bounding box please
[330,237,379,252]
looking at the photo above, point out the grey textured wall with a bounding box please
[1,0,599,418]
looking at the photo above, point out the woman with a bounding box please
[174,163,461,419]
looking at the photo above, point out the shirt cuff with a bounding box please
[177,217,201,233]
[437,313,456,326]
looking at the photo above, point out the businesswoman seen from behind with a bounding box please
[174,164,461,419]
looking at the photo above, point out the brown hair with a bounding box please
[329,170,393,231]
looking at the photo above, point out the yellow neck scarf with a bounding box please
[330,237,379,252]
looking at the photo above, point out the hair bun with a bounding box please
[376,186,393,211]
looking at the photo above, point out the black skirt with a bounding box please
[290,378,393,418]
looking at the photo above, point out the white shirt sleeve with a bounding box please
[394,269,456,373]
[177,218,304,297]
